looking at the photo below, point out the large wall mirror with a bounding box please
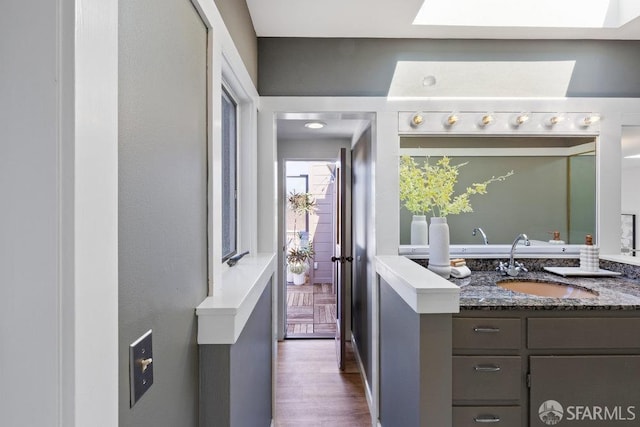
[399,136,596,246]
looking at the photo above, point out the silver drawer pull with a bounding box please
[473,327,500,333]
[474,364,501,372]
[474,415,501,423]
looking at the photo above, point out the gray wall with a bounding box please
[352,128,374,388]
[119,0,208,425]
[200,284,272,426]
[214,0,258,87]
[379,279,421,427]
[258,38,640,97]
[1,0,61,423]
[379,279,453,427]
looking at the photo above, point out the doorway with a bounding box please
[275,112,372,349]
[284,160,337,338]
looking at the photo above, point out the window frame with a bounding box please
[221,84,238,262]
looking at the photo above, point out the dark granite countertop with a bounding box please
[450,270,640,310]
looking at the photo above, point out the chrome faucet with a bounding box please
[497,233,530,276]
[472,227,489,245]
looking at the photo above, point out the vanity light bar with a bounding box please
[401,111,602,134]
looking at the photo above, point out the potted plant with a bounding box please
[286,191,316,284]
[287,244,315,285]
[287,191,316,215]
[399,155,513,277]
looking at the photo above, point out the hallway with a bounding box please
[275,340,371,426]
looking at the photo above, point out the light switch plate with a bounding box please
[129,329,153,407]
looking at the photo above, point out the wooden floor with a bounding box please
[286,283,336,337]
[276,339,372,426]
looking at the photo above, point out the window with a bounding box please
[221,86,237,261]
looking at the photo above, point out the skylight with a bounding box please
[413,0,638,28]
[387,60,576,99]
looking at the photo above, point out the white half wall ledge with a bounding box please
[196,252,276,344]
[376,255,460,314]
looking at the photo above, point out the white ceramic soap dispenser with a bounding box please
[579,234,599,272]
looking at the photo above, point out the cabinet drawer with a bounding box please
[453,406,521,427]
[453,356,521,402]
[453,318,521,350]
[528,318,640,349]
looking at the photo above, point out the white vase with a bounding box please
[292,272,306,285]
[428,217,451,279]
[410,215,428,245]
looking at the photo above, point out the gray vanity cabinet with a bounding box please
[529,355,640,427]
[453,314,640,427]
[452,318,523,426]
[528,317,640,427]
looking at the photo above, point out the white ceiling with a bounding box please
[277,119,369,142]
[254,0,640,154]
[247,0,640,40]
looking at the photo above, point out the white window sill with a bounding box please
[196,252,276,344]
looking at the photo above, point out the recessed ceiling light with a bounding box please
[422,75,437,87]
[625,154,640,159]
[304,121,326,129]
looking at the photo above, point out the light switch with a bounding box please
[129,329,153,407]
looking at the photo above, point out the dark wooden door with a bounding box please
[332,148,352,370]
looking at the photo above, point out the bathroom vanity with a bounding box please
[452,271,640,427]
[377,257,640,427]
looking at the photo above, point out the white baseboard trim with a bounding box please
[351,333,376,425]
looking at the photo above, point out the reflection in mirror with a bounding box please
[622,126,640,256]
[399,136,596,245]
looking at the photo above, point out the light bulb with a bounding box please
[513,113,530,126]
[444,112,459,127]
[545,115,564,127]
[581,115,601,126]
[411,112,424,127]
[479,113,494,127]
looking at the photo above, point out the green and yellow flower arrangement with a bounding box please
[399,155,514,217]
